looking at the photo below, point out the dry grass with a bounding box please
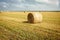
[0,11,60,40]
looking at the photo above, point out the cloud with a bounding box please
[18,3,59,11]
[10,0,24,3]
[0,2,8,8]
[35,0,59,6]
[0,0,60,11]
[0,2,8,11]
[49,0,59,6]
[35,0,49,3]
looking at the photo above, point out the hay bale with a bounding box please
[0,11,2,13]
[27,12,42,23]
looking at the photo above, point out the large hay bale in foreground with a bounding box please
[27,12,42,23]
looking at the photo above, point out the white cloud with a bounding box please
[2,5,7,8]
[0,2,8,5]
[18,0,24,2]
[12,4,25,8]
[23,3,59,11]
[11,0,25,2]
[0,0,59,11]
[35,0,49,3]
[35,0,59,6]
[0,2,8,8]
[48,0,59,6]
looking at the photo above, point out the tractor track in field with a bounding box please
[1,23,60,37]
[0,23,60,37]
[36,26,60,36]
[1,16,60,40]
[0,25,26,40]
[0,23,60,40]
[2,16,60,35]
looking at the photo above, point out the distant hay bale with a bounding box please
[0,11,2,13]
[24,11,25,13]
[27,12,43,23]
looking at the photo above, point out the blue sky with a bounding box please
[0,0,60,11]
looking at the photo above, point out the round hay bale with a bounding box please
[0,11,2,13]
[27,12,43,23]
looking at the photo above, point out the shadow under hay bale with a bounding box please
[27,12,42,23]
[23,21,28,23]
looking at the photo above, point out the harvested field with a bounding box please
[0,11,60,40]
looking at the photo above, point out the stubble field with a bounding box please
[0,11,60,40]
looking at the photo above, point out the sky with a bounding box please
[0,0,60,11]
